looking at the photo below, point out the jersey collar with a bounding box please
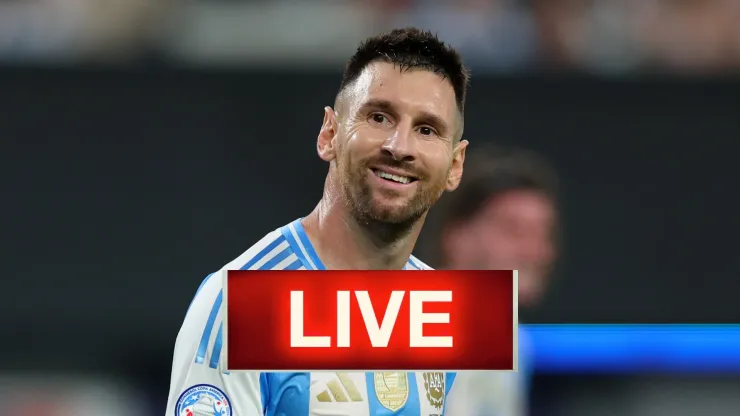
[282,218,419,270]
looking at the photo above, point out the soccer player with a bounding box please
[166,28,470,416]
[426,145,560,416]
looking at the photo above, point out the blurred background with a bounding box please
[2,0,740,415]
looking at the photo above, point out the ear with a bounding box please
[317,106,338,162]
[445,139,468,192]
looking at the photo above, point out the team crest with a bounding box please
[373,372,409,411]
[175,384,232,416]
[423,372,445,410]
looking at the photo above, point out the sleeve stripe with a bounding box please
[195,289,223,364]
[257,247,292,270]
[285,258,303,270]
[239,236,286,270]
[209,322,224,369]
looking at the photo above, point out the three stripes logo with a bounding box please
[316,373,364,403]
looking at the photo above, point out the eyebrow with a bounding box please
[360,98,451,136]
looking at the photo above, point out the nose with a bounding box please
[381,122,416,162]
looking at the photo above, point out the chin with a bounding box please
[367,201,419,224]
[369,208,410,224]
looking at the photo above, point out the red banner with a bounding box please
[224,270,516,371]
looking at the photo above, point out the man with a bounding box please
[166,28,470,416]
[426,145,559,416]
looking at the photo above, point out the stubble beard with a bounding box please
[338,158,447,244]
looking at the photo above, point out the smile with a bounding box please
[372,169,417,185]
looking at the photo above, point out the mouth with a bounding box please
[371,168,418,185]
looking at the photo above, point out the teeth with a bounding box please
[374,170,411,184]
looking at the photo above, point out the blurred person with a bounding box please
[166,28,472,415]
[426,145,559,416]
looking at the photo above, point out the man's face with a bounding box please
[332,62,466,225]
[447,190,556,306]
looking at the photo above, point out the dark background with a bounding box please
[3,68,739,414]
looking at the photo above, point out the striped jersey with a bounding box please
[166,218,463,416]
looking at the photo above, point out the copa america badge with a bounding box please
[175,384,232,416]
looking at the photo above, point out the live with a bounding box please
[290,290,453,348]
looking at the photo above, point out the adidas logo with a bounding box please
[316,372,364,403]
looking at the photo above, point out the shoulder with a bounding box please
[223,227,296,271]
[184,227,287,318]
[196,223,307,292]
[175,226,300,365]
[185,221,306,317]
[407,254,434,270]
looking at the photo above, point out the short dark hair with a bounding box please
[339,28,470,113]
[417,145,560,267]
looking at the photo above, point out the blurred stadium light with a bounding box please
[526,325,740,373]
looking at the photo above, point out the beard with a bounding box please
[337,153,448,241]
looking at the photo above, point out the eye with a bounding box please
[418,126,437,136]
[370,113,389,125]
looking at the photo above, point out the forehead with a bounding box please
[348,61,459,121]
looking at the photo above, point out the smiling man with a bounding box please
[165,28,471,416]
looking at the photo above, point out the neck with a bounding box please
[302,192,425,270]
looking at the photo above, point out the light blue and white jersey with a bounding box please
[165,218,459,416]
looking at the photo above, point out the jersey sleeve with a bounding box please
[165,274,266,416]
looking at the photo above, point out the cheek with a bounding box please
[337,130,361,163]
[419,145,453,179]
[345,128,380,157]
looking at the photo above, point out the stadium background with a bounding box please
[2,1,740,415]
